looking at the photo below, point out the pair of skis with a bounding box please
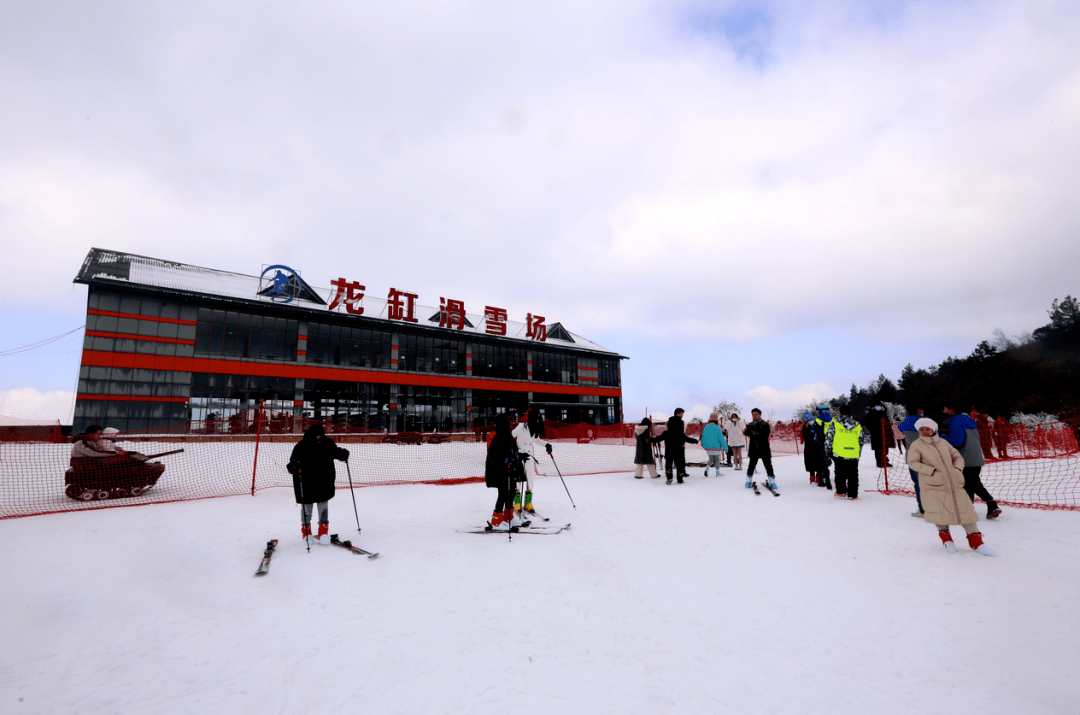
[458,522,571,535]
[751,481,781,497]
[457,506,567,535]
[254,534,379,576]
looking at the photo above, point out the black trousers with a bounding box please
[962,466,998,511]
[833,458,859,497]
[665,449,687,477]
[746,450,774,478]
[492,484,514,512]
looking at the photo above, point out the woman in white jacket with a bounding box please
[726,413,747,470]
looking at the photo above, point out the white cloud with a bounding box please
[0,389,75,424]
[744,382,838,421]
[3,0,1079,415]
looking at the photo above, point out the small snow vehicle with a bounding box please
[64,449,184,501]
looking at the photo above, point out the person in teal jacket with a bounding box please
[701,413,729,477]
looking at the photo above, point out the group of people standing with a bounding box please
[800,404,869,500]
[799,402,1000,556]
[633,408,776,490]
[281,402,1001,556]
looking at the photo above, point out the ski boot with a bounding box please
[317,522,331,545]
[967,532,997,556]
[489,510,508,532]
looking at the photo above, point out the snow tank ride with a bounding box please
[64,449,183,501]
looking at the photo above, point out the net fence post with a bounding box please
[251,399,264,496]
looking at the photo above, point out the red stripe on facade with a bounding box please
[579,366,598,371]
[86,330,196,345]
[294,400,304,407]
[88,309,197,326]
[78,350,622,397]
[76,394,189,403]
[296,350,307,356]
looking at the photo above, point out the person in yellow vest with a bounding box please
[825,405,870,500]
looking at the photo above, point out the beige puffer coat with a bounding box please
[907,435,978,526]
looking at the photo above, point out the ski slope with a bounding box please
[2,454,1077,714]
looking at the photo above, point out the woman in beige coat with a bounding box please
[906,418,997,556]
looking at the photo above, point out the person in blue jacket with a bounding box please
[940,405,1002,519]
[701,413,729,477]
[897,405,926,516]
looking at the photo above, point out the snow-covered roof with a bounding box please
[74,248,623,357]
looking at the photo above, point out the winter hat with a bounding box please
[639,417,650,426]
[914,418,938,433]
[102,427,120,436]
[802,412,814,422]
[708,413,719,423]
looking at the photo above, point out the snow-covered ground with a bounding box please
[2,453,1077,714]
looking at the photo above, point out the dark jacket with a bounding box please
[634,424,659,465]
[862,410,896,451]
[288,426,350,504]
[485,430,525,489]
[801,422,824,472]
[744,418,771,457]
[660,415,698,454]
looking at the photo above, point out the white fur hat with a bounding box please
[914,417,938,433]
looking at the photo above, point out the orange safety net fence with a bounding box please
[874,419,1080,511]
[4,411,750,520]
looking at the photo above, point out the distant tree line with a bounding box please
[801,296,1080,421]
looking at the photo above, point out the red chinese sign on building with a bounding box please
[328,278,365,315]
[484,306,507,336]
[440,297,466,330]
[387,288,419,323]
[526,313,546,342]
[326,279,546,341]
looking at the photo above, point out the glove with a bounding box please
[520,452,530,463]
[826,456,833,467]
[287,463,298,476]
[545,443,553,455]
[339,448,350,460]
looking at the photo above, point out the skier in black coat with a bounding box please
[484,413,526,531]
[744,408,777,489]
[657,408,698,484]
[288,424,350,546]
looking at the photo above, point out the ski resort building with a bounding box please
[72,248,626,433]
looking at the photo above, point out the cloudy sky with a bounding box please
[2,0,1078,423]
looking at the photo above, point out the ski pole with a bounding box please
[298,468,310,554]
[345,461,361,537]
[546,443,576,509]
